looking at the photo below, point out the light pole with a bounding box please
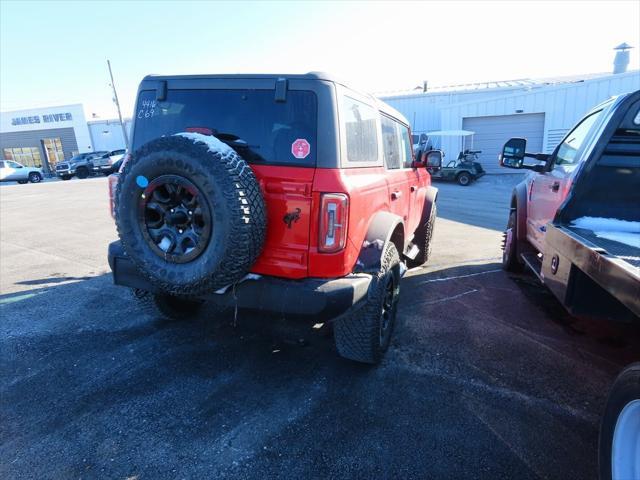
[107,59,130,150]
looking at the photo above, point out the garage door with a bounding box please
[462,113,545,174]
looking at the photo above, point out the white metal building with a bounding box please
[379,70,640,173]
[88,118,132,152]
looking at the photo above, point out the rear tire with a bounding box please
[76,167,89,179]
[457,172,471,186]
[598,363,640,480]
[406,204,437,268]
[28,172,42,183]
[502,208,523,272]
[17,180,28,184]
[334,242,401,364]
[154,292,204,321]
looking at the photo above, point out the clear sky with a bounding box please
[1,0,639,119]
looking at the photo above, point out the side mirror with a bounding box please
[425,150,442,169]
[499,138,526,169]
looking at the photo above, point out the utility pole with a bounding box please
[107,59,130,150]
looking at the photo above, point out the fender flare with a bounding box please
[419,186,438,228]
[354,211,404,274]
[511,182,528,245]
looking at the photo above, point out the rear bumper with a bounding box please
[108,241,372,320]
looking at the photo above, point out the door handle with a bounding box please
[549,182,560,192]
[410,185,417,192]
[391,191,402,200]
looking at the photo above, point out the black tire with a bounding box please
[406,203,437,268]
[61,175,72,181]
[116,134,266,296]
[76,167,89,179]
[17,180,28,184]
[28,172,42,183]
[502,207,523,272]
[457,172,472,186]
[154,292,204,320]
[598,363,640,480]
[334,242,401,364]
[129,288,204,321]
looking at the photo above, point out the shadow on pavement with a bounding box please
[2,264,638,479]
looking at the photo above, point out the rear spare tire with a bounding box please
[115,133,266,296]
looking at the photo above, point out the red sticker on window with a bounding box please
[291,138,311,159]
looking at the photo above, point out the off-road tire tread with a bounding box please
[406,204,437,268]
[116,135,266,295]
[334,242,400,364]
[502,208,523,272]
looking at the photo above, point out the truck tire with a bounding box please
[406,204,436,268]
[129,288,204,321]
[502,208,523,272]
[76,167,89,179]
[334,241,401,364]
[457,172,471,186]
[61,175,72,181]
[154,292,204,320]
[598,363,640,480]
[116,133,266,296]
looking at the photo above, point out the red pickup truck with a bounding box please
[107,73,438,364]
[499,90,640,480]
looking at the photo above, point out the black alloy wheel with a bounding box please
[139,175,212,264]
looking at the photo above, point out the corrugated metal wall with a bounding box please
[88,119,132,152]
[438,71,640,168]
[381,71,639,174]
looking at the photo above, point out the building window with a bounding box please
[42,137,64,167]
[3,147,42,168]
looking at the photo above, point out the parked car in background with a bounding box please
[109,149,126,164]
[499,90,640,480]
[424,149,486,186]
[55,151,109,180]
[96,149,127,175]
[108,72,438,364]
[0,160,43,184]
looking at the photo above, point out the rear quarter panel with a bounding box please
[308,167,391,277]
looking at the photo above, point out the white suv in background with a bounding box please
[0,160,43,184]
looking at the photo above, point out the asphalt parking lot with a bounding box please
[1,175,639,479]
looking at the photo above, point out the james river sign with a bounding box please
[11,112,73,126]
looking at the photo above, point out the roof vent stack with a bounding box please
[613,43,633,74]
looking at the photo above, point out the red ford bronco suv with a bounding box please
[107,72,438,364]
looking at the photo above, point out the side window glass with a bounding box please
[343,97,379,163]
[555,110,603,166]
[381,115,400,169]
[398,124,413,168]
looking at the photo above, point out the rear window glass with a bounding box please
[343,96,379,163]
[132,89,317,166]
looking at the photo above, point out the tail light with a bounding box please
[108,173,119,219]
[319,193,348,253]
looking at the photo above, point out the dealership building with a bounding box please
[0,104,132,175]
[380,65,639,173]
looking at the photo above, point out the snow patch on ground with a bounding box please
[571,216,640,248]
[176,132,234,156]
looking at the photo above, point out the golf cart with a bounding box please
[420,130,486,186]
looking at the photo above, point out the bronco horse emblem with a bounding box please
[283,208,302,229]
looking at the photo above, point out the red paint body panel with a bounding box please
[249,165,314,278]
[249,163,431,279]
